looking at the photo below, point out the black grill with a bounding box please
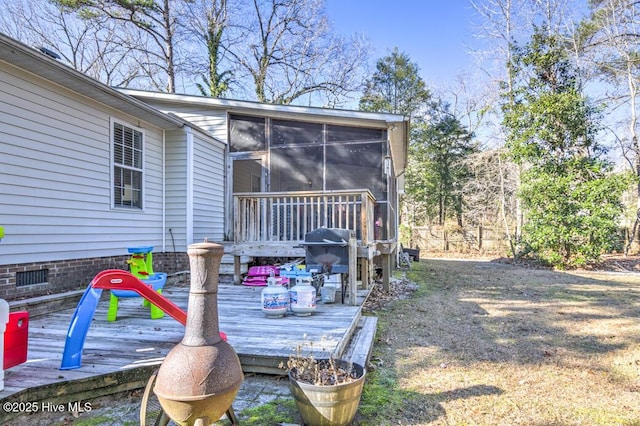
[303,228,353,274]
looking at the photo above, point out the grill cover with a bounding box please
[303,228,353,274]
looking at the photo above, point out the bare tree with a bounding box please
[228,0,369,105]
[56,0,184,93]
[470,0,526,256]
[1,0,369,104]
[182,0,237,97]
[0,0,143,87]
[580,0,640,253]
[462,148,518,243]
[471,0,529,95]
[440,72,521,251]
[441,73,494,142]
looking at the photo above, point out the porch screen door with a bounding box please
[232,156,267,193]
[228,154,269,241]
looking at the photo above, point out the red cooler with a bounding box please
[4,311,28,369]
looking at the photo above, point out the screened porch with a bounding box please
[226,113,401,296]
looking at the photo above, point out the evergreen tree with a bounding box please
[360,50,478,228]
[503,25,631,267]
[359,48,431,118]
[407,103,477,226]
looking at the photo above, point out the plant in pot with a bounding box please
[280,338,366,426]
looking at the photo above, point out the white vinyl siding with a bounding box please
[141,102,229,142]
[0,60,168,264]
[134,102,231,243]
[192,131,226,243]
[164,129,188,251]
[163,128,226,250]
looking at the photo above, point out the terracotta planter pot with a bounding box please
[288,360,365,426]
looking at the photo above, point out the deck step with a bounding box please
[8,289,86,317]
[342,315,378,368]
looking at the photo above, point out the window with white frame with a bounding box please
[112,121,143,209]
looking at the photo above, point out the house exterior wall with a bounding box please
[0,60,180,299]
[140,101,229,242]
[163,128,189,252]
[192,130,226,243]
[163,127,226,250]
[147,102,229,142]
[0,252,191,300]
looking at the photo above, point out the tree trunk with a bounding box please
[162,0,175,93]
[498,152,518,258]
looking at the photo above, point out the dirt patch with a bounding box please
[590,254,640,273]
[361,256,640,425]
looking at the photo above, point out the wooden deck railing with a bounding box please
[233,190,376,246]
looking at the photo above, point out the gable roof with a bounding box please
[0,33,184,129]
[120,89,410,176]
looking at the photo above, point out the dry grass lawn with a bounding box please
[366,257,640,425]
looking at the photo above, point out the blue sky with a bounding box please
[325,0,479,88]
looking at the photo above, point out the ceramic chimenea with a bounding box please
[154,242,244,426]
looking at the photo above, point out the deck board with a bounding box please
[1,282,368,406]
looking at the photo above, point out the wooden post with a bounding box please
[360,258,370,290]
[381,253,391,292]
[233,255,241,285]
[348,235,358,306]
[477,225,483,250]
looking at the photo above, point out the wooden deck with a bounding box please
[0,281,375,413]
